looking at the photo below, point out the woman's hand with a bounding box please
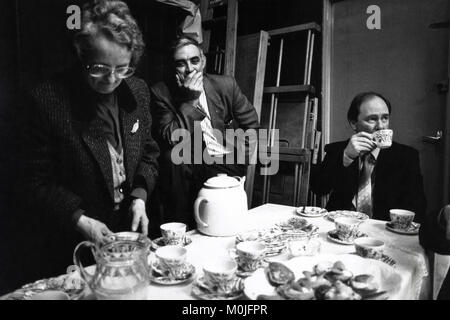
[76,215,113,245]
[130,198,149,236]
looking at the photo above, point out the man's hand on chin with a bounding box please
[176,70,203,101]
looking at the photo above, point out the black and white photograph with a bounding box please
[0,0,449,306]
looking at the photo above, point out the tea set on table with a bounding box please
[15,172,417,300]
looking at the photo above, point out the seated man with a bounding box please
[150,36,259,229]
[311,92,426,222]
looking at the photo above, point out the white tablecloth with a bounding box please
[5,203,429,300]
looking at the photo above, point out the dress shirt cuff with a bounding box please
[343,151,356,167]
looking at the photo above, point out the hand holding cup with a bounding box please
[344,132,378,159]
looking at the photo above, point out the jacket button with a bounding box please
[119,188,124,194]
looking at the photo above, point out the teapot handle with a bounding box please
[73,241,96,286]
[194,196,208,227]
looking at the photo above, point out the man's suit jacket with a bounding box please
[311,140,426,223]
[150,73,260,154]
[149,73,259,228]
[21,68,159,262]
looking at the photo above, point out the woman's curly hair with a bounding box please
[73,0,145,67]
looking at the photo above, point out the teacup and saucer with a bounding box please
[385,209,420,235]
[327,217,367,245]
[191,259,244,300]
[151,246,196,285]
[151,223,193,251]
[229,241,268,277]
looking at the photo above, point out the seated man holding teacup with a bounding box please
[311,91,426,223]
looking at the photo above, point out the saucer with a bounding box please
[385,222,420,235]
[150,261,196,285]
[327,230,368,245]
[295,206,327,218]
[191,277,244,300]
[151,236,193,251]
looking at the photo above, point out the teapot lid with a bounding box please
[204,174,241,189]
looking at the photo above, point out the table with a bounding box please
[4,204,431,300]
[141,204,429,300]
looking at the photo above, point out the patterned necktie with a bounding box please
[356,153,376,217]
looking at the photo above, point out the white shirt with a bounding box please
[197,89,232,156]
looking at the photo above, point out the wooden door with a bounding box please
[329,0,450,216]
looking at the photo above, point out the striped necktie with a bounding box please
[356,153,376,217]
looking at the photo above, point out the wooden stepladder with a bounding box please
[261,23,321,207]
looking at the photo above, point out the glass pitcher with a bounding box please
[73,232,151,300]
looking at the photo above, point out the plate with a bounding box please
[325,210,369,222]
[191,277,244,300]
[1,266,87,300]
[243,254,402,300]
[385,222,420,235]
[236,219,319,257]
[327,230,368,245]
[150,261,196,285]
[296,206,327,218]
[151,236,193,251]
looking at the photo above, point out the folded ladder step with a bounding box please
[264,85,315,95]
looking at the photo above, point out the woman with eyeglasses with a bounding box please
[20,0,159,278]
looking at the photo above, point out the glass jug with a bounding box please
[73,232,151,300]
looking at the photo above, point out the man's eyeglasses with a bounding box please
[86,64,135,79]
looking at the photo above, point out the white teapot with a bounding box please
[194,174,248,236]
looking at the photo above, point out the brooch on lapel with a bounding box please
[131,119,139,134]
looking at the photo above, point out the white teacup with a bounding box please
[334,217,362,241]
[354,237,385,259]
[155,245,187,277]
[202,259,238,293]
[160,222,187,246]
[373,129,393,149]
[230,241,267,272]
[389,209,415,230]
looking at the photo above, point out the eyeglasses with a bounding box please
[86,64,135,79]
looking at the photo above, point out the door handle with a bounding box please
[423,130,443,143]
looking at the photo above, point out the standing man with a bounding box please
[311,92,426,222]
[150,36,259,229]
